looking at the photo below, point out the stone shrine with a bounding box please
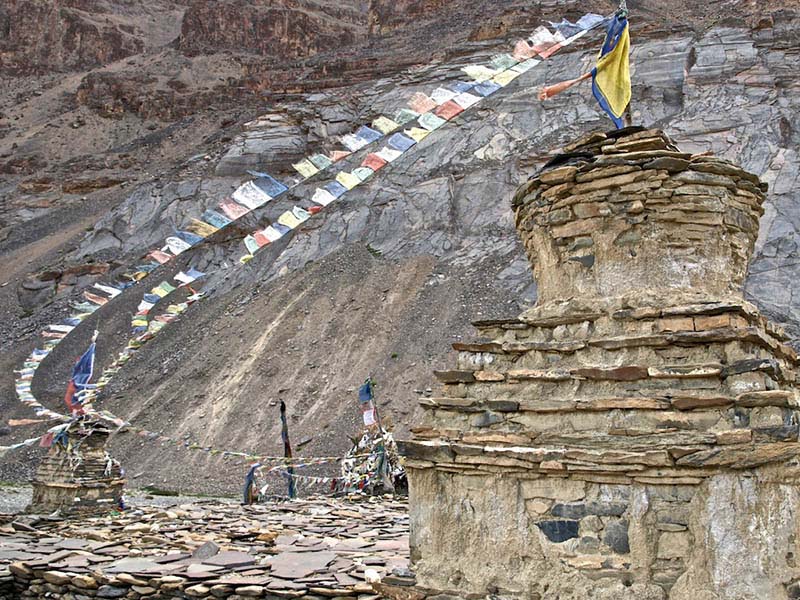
[28,424,125,516]
[400,129,800,599]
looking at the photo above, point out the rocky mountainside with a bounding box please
[1,0,799,495]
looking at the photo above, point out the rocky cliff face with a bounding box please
[0,0,188,74]
[177,0,366,59]
[1,1,800,495]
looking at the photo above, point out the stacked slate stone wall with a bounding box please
[399,129,800,600]
[28,428,125,517]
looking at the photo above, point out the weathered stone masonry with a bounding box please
[400,129,800,599]
[28,426,124,517]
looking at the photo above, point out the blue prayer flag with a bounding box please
[201,210,231,230]
[473,82,502,97]
[324,181,348,199]
[388,133,416,152]
[355,125,383,144]
[359,379,373,404]
[175,230,204,246]
[450,81,476,93]
[64,342,95,412]
[253,175,288,198]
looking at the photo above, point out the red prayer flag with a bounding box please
[434,100,465,121]
[254,231,271,247]
[361,153,388,172]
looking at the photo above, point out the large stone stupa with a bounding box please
[399,129,800,599]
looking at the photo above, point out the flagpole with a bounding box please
[366,378,394,493]
[280,401,296,499]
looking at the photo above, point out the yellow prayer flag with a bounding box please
[592,17,631,127]
[336,171,361,190]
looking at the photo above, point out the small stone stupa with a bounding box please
[400,129,800,599]
[28,423,125,516]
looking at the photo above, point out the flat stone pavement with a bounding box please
[0,495,411,599]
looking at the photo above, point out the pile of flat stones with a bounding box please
[0,496,409,600]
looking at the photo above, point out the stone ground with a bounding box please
[0,485,233,515]
[0,487,410,599]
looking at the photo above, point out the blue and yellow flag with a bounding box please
[592,14,631,129]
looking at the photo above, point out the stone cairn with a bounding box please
[399,129,800,599]
[28,424,125,516]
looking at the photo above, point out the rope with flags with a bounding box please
[539,4,632,128]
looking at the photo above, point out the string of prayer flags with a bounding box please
[388,132,416,152]
[219,198,251,221]
[292,158,320,179]
[309,153,333,170]
[372,116,400,135]
[233,181,271,209]
[12,10,611,442]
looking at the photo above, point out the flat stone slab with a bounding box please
[0,496,409,597]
